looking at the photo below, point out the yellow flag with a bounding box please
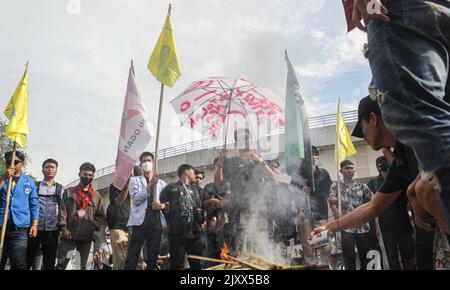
[148,6,181,87]
[4,64,29,148]
[335,97,357,163]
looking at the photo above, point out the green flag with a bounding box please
[284,51,313,188]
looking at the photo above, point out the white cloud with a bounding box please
[0,0,371,184]
[296,31,368,79]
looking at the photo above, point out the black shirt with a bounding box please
[160,181,208,238]
[222,156,262,213]
[106,184,130,231]
[368,174,412,233]
[380,142,418,194]
[310,166,332,220]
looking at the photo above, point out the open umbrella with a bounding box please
[170,76,285,144]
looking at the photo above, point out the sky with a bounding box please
[0,0,372,185]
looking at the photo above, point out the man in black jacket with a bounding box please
[160,164,220,270]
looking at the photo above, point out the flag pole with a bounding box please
[152,4,172,203]
[0,141,17,258]
[153,83,165,203]
[336,98,342,213]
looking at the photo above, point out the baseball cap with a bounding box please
[351,95,382,138]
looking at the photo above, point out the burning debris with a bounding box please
[192,243,330,270]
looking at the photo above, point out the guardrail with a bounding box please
[66,110,358,187]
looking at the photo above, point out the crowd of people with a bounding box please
[1,120,448,270]
[1,0,449,271]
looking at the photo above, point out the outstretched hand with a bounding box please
[352,0,390,32]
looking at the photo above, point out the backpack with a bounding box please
[36,181,63,204]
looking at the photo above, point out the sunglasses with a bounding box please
[6,159,22,166]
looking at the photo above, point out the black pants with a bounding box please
[27,230,59,270]
[169,233,206,270]
[56,239,92,270]
[415,227,435,270]
[341,231,373,270]
[382,230,415,270]
[124,217,162,270]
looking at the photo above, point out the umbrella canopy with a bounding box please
[170,77,285,143]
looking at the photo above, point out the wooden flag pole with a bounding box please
[152,4,172,203]
[336,99,342,212]
[0,141,17,258]
[153,82,165,204]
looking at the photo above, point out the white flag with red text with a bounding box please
[113,63,152,190]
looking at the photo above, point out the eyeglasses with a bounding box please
[6,159,22,166]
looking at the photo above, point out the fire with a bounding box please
[220,243,230,261]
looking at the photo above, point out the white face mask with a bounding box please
[142,161,153,173]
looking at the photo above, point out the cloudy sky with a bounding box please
[0,0,371,185]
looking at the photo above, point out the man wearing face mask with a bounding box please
[56,162,106,270]
[124,152,167,270]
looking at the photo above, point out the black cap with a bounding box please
[351,95,381,138]
[311,146,320,156]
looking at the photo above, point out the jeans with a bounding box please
[341,231,374,270]
[27,230,59,270]
[169,232,206,270]
[367,0,450,224]
[0,223,28,270]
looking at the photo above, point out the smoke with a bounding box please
[234,161,310,266]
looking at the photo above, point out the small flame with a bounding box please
[220,243,230,261]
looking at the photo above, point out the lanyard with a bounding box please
[75,185,94,210]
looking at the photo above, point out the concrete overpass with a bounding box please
[66,110,383,205]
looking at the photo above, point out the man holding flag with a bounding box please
[0,63,39,270]
[147,3,181,207]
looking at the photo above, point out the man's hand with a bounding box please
[29,224,38,238]
[207,217,217,231]
[328,196,338,205]
[146,176,158,193]
[62,227,72,240]
[3,168,15,180]
[407,176,435,231]
[151,202,166,211]
[309,225,328,240]
[209,198,222,207]
[352,0,390,32]
[240,151,263,163]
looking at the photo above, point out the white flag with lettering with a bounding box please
[113,63,152,190]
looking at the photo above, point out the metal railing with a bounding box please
[66,110,358,187]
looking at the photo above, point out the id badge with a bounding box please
[77,209,86,218]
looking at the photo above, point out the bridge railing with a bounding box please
[66,110,357,187]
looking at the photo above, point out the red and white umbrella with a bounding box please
[170,76,285,143]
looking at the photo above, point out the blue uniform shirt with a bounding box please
[0,174,39,228]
